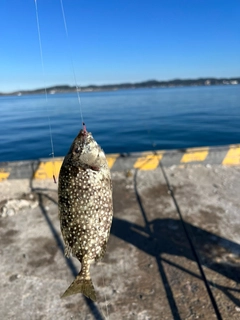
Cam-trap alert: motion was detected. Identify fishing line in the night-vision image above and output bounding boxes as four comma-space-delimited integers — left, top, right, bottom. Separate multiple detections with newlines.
34, 0, 57, 183
159, 161, 223, 320
142, 92, 222, 317
59, 0, 84, 127
58, 3, 110, 315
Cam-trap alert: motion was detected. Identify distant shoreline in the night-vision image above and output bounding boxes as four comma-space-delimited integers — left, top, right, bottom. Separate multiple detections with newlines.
0, 77, 239, 96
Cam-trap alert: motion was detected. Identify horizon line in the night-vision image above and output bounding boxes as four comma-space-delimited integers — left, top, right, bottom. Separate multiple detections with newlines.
1, 76, 240, 95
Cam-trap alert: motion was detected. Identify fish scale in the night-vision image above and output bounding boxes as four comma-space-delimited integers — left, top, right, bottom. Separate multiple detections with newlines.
58, 127, 113, 301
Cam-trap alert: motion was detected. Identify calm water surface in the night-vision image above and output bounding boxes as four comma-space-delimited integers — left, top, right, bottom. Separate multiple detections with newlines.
0, 85, 240, 162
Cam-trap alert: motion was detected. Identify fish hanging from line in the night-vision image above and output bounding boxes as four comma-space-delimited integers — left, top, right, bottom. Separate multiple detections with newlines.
58, 124, 113, 301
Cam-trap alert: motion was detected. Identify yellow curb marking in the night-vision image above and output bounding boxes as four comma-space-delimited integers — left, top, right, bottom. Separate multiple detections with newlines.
106, 154, 119, 169
222, 147, 240, 165
134, 154, 163, 170
34, 161, 62, 179
0, 170, 10, 181
181, 150, 209, 163
183, 146, 209, 151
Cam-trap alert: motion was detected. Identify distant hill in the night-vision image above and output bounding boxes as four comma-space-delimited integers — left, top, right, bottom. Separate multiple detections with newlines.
0, 77, 239, 96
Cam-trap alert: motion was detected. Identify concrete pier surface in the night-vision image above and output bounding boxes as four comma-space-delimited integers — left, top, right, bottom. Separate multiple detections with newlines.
0, 147, 240, 320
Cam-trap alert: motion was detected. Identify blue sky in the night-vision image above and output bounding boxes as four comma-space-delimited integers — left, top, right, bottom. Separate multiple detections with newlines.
1, 0, 240, 92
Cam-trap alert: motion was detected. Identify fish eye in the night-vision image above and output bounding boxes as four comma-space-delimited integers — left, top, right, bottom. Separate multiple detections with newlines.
74, 147, 80, 153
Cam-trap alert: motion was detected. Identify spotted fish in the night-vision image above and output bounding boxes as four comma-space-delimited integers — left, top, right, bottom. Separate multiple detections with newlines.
58, 126, 113, 301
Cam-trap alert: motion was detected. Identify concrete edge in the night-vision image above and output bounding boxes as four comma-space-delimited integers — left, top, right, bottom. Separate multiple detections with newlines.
0, 144, 240, 181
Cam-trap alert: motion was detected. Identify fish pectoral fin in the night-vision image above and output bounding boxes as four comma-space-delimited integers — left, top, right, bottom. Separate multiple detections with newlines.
61, 277, 96, 302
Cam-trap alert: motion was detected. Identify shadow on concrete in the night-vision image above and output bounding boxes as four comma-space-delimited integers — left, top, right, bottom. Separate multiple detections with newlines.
110, 170, 240, 320
111, 217, 240, 302
28, 162, 240, 319
29, 180, 105, 320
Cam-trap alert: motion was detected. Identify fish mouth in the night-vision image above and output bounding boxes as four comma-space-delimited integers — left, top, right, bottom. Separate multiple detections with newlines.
78, 122, 88, 139
77, 128, 88, 143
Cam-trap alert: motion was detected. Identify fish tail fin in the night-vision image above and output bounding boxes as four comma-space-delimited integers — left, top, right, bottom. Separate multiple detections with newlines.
61, 275, 96, 301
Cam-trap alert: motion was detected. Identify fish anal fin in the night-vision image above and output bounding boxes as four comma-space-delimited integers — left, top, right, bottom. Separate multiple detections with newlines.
96, 241, 107, 261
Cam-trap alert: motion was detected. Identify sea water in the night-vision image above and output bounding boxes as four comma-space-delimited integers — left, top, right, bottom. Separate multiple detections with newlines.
0, 85, 240, 162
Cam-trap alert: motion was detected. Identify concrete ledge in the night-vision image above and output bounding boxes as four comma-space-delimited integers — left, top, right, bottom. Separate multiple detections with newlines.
0, 144, 240, 181
1, 154, 240, 318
